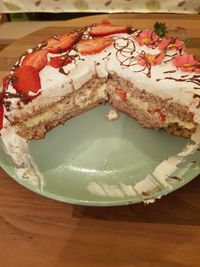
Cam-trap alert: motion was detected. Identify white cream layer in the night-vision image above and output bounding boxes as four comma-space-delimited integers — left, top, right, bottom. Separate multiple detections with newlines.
125, 94, 195, 129
22, 84, 107, 127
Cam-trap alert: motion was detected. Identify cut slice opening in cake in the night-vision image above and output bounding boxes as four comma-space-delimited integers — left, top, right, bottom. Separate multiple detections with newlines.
14, 78, 108, 140
11, 74, 197, 140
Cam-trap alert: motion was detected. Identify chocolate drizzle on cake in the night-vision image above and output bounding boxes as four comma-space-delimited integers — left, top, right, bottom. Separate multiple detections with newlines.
193, 94, 200, 99
157, 74, 200, 87
113, 37, 154, 77
114, 37, 137, 67
102, 52, 111, 60
59, 68, 70, 76
163, 70, 176, 74
127, 28, 138, 35
193, 94, 200, 107
1, 90, 35, 111
163, 53, 178, 63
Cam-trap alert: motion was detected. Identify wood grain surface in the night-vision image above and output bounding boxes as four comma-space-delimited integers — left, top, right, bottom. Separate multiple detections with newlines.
0, 14, 200, 267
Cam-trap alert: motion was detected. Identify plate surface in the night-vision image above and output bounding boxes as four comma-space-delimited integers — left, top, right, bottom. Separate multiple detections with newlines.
0, 103, 200, 206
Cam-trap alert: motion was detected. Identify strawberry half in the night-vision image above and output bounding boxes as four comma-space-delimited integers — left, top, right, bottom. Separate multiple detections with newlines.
22, 49, 48, 71
12, 65, 41, 96
90, 25, 129, 37
77, 37, 113, 55
50, 55, 73, 68
46, 32, 80, 54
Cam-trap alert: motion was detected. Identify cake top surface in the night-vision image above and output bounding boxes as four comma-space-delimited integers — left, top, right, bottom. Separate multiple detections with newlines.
1, 20, 200, 129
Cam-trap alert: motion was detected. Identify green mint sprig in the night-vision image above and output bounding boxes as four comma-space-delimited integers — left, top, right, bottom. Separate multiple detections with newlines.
154, 22, 167, 37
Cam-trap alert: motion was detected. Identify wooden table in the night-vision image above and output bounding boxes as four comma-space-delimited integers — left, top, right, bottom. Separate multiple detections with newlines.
0, 14, 200, 267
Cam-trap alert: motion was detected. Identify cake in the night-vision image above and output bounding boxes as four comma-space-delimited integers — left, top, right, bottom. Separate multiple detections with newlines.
1, 20, 200, 141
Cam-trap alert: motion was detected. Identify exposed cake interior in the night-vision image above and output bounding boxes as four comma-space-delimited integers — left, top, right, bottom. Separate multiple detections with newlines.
14, 74, 197, 140
107, 74, 197, 138
15, 77, 107, 140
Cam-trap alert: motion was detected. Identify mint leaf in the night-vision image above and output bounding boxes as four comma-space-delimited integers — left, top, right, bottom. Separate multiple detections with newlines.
183, 38, 191, 47
154, 22, 167, 37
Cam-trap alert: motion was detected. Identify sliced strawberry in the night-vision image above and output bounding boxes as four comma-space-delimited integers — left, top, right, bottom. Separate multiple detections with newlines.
46, 32, 80, 54
90, 25, 129, 37
2, 75, 9, 92
116, 89, 126, 101
12, 65, 41, 96
77, 37, 113, 55
0, 104, 3, 130
22, 49, 48, 71
50, 55, 73, 68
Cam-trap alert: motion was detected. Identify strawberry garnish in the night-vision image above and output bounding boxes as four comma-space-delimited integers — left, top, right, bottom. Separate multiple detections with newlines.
12, 65, 41, 96
50, 55, 73, 68
0, 104, 3, 130
2, 75, 9, 92
77, 37, 113, 55
46, 32, 80, 54
22, 49, 48, 71
116, 89, 126, 101
90, 25, 129, 37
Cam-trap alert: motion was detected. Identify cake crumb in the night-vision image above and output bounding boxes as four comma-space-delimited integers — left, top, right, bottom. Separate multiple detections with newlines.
17, 167, 30, 178
106, 109, 119, 121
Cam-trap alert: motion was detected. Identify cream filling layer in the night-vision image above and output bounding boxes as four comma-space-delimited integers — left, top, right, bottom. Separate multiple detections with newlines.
124, 94, 195, 130
22, 84, 107, 128
19, 81, 195, 130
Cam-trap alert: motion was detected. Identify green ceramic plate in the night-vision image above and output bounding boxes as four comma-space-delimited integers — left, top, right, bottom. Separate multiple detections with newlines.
0, 103, 200, 206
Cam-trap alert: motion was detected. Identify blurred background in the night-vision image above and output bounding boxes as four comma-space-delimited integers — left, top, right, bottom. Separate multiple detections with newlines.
0, 0, 199, 51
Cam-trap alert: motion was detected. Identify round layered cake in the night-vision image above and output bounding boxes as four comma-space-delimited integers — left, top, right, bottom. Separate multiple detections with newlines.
1, 20, 200, 141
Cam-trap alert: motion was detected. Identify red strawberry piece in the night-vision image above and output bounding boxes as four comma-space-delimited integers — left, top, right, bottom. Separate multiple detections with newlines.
77, 37, 113, 55
46, 32, 80, 54
99, 20, 111, 25
12, 65, 41, 96
159, 112, 166, 122
116, 89, 126, 101
22, 49, 48, 71
0, 104, 3, 130
2, 75, 9, 92
90, 25, 129, 37
50, 55, 73, 68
